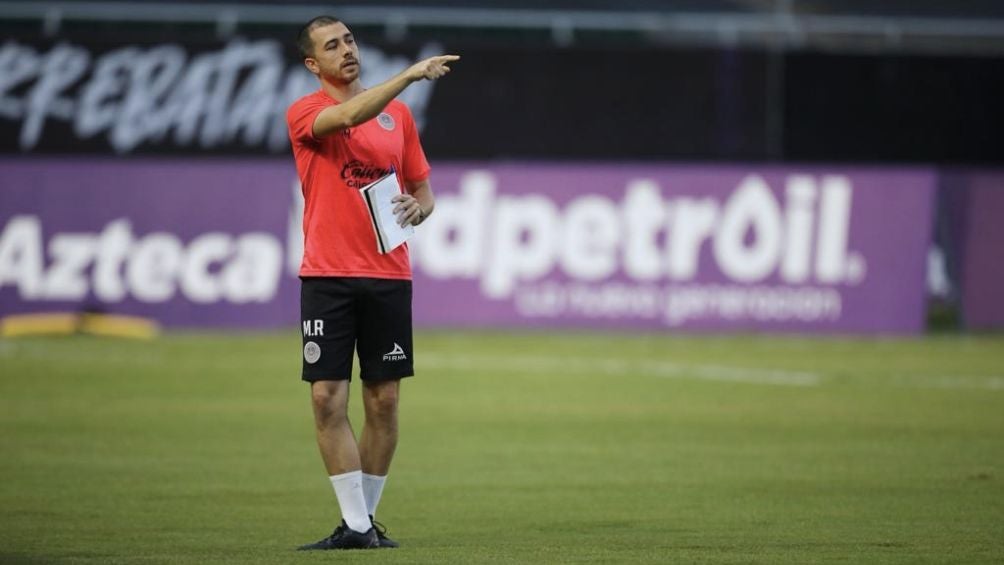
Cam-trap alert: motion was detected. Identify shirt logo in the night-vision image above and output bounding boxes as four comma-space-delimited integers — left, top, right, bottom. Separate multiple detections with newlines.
382, 343, 407, 362
377, 113, 395, 131
340, 159, 391, 189
304, 341, 321, 364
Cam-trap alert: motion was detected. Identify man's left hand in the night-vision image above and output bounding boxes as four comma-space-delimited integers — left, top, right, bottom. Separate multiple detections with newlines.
392, 193, 425, 226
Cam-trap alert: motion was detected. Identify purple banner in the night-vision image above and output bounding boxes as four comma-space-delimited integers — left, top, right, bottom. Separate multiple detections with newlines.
941, 171, 1004, 329
1, 159, 937, 333
410, 165, 936, 333
0, 158, 301, 327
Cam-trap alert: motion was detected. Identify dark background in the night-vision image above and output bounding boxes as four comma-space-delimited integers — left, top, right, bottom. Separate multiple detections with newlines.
2, 0, 1003, 164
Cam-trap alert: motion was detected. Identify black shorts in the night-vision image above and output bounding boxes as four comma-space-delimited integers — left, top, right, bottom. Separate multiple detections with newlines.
300, 277, 414, 383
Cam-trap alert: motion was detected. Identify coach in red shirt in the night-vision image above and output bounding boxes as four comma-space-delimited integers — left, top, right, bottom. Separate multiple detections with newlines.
286, 15, 458, 551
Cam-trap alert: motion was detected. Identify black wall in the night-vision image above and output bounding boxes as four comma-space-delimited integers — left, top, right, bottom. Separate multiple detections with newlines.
784, 53, 1004, 164
2, 31, 1002, 164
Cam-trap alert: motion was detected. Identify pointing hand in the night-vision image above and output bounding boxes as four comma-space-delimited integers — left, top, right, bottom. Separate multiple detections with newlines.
407, 55, 460, 81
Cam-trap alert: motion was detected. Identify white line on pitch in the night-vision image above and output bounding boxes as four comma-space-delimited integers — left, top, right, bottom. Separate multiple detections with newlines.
419, 353, 823, 387
420, 352, 1004, 391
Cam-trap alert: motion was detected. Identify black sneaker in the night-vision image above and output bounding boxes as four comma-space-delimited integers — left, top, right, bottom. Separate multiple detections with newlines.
297, 521, 379, 550
370, 516, 399, 548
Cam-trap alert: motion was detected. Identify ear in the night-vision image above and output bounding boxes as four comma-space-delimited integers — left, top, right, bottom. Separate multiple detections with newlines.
303, 57, 320, 76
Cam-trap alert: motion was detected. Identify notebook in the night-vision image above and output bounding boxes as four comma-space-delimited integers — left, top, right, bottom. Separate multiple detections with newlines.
359, 171, 415, 254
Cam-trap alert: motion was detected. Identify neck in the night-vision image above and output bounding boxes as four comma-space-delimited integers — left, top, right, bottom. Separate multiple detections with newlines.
320, 77, 364, 102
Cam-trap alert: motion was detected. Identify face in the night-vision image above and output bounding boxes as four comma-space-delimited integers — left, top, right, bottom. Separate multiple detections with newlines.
304, 22, 360, 83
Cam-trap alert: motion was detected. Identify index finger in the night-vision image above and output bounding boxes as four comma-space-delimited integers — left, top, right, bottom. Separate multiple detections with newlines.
436, 54, 461, 62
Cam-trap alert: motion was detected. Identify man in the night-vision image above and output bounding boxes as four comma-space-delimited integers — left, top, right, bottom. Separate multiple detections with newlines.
286, 15, 458, 550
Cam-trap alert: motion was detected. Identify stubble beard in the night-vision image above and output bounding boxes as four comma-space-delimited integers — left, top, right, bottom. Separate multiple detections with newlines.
325, 61, 361, 85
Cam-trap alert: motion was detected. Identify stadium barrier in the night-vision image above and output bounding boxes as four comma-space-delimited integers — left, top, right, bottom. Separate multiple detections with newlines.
5, 159, 987, 334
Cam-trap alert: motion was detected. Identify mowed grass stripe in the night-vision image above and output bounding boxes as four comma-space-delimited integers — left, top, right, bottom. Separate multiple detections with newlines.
1, 332, 1002, 564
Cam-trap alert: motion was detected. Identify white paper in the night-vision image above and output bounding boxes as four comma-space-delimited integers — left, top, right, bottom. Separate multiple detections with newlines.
359, 172, 414, 254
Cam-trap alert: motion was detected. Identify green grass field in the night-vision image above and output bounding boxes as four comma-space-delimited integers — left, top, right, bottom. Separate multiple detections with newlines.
2, 331, 1003, 564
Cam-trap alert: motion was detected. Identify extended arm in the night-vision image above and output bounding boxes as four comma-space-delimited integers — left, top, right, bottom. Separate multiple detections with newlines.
312, 55, 459, 138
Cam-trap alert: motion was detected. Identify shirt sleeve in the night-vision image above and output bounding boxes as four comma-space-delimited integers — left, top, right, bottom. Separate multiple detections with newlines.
286, 96, 330, 146
400, 104, 431, 184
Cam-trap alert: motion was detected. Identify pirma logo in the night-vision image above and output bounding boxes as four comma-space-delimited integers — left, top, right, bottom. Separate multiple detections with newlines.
383, 343, 407, 362
304, 341, 321, 364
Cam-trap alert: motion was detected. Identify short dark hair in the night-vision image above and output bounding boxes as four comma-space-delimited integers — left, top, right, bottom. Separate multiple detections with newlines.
298, 15, 342, 59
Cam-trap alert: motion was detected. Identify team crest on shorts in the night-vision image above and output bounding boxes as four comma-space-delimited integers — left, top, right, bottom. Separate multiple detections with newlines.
304, 341, 321, 364
377, 112, 395, 131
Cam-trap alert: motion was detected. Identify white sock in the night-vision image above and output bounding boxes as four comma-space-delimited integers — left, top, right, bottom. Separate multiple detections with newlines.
329, 471, 371, 533
361, 473, 387, 517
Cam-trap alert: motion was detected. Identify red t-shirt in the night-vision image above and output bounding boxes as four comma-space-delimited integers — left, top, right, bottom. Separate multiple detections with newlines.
287, 89, 430, 279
